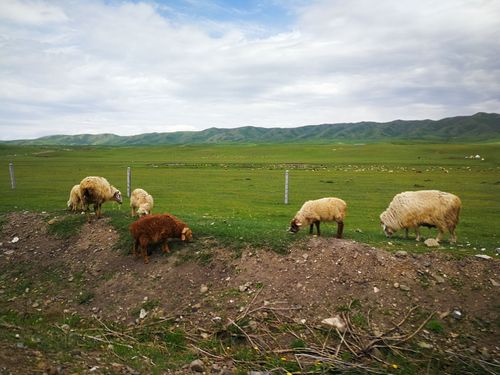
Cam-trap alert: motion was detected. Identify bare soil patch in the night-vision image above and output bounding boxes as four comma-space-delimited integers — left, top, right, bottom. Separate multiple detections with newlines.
0, 211, 498, 374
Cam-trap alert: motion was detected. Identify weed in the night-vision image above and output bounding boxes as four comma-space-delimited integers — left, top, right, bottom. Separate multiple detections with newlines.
426, 319, 444, 334
77, 290, 95, 305
142, 299, 161, 311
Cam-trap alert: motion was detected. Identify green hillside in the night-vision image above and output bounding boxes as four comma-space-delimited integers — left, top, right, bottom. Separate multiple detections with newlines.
4, 112, 500, 145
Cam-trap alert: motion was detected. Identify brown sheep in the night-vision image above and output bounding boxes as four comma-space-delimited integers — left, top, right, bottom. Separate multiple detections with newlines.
129, 213, 193, 264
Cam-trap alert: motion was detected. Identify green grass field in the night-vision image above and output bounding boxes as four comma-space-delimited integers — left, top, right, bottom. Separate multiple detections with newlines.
1, 143, 499, 255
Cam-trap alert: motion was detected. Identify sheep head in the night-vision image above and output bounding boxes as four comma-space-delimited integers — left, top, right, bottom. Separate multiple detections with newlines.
288, 218, 302, 234
380, 211, 396, 237
112, 188, 122, 204
137, 204, 151, 217
181, 227, 193, 241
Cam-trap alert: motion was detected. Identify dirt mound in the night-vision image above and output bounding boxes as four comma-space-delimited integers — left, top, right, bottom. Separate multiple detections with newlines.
0, 211, 499, 373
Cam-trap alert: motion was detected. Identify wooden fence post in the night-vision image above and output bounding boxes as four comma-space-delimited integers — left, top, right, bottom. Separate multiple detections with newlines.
284, 170, 289, 204
9, 162, 16, 189
127, 167, 131, 198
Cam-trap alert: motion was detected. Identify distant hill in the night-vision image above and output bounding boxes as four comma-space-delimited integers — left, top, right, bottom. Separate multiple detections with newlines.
3, 112, 500, 145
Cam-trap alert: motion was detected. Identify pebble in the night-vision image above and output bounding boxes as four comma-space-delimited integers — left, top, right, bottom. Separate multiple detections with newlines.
399, 284, 410, 291
475, 254, 492, 260
489, 278, 499, 287
424, 238, 439, 247
11, 237, 19, 243
200, 284, 209, 294
189, 359, 205, 373
395, 251, 407, 257
451, 309, 463, 320
321, 316, 346, 332
418, 341, 433, 349
432, 274, 445, 284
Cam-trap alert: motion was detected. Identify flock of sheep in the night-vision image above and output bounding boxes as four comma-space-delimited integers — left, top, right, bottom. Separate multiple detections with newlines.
67, 176, 462, 264
67, 176, 192, 263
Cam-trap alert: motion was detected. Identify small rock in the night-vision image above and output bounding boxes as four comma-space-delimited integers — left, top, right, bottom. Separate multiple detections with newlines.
32, 302, 39, 308
393, 282, 400, 288
418, 341, 433, 349
11, 236, 19, 243
432, 274, 445, 284
395, 250, 407, 257
424, 238, 439, 247
489, 278, 500, 287
239, 282, 251, 292
48, 218, 57, 225
200, 284, 209, 294
5, 250, 14, 255
399, 284, 410, 291
495, 247, 500, 255
451, 309, 463, 320
321, 316, 346, 332
475, 254, 492, 260
189, 359, 205, 373
373, 287, 380, 293
139, 309, 147, 319
61, 324, 70, 332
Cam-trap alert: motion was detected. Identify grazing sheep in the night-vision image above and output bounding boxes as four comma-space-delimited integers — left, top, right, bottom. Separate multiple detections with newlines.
130, 188, 154, 217
289, 197, 347, 238
380, 190, 461, 243
129, 213, 193, 264
79, 176, 122, 221
67, 184, 83, 211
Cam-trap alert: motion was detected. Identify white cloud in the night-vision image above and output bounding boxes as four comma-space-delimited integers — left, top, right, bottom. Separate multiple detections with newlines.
0, 0, 499, 140
0, 0, 68, 25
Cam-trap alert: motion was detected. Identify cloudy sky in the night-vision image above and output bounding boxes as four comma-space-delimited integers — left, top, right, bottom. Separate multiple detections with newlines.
1, 0, 499, 140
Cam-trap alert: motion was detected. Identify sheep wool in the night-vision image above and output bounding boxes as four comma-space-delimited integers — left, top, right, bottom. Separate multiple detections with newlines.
380, 190, 461, 243
289, 197, 347, 238
129, 213, 192, 264
79, 176, 122, 221
67, 184, 83, 211
130, 188, 154, 217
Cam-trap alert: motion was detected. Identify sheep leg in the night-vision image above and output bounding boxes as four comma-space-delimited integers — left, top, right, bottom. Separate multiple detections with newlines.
141, 246, 149, 264
132, 239, 140, 257
415, 227, 421, 241
315, 221, 321, 236
449, 226, 457, 244
404, 228, 409, 239
309, 223, 314, 235
161, 242, 170, 254
435, 228, 444, 243
336, 221, 344, 239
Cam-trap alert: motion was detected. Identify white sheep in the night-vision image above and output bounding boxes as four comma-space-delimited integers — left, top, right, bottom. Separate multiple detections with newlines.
130, 188, 154, 217
380, 190, 461, 243
289, 197, 347, 238
79, 176, 122, 221
67, 184, 83, 211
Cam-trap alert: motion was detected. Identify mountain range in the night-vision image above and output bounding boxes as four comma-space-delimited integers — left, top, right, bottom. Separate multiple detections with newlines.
3, 112, 500, 145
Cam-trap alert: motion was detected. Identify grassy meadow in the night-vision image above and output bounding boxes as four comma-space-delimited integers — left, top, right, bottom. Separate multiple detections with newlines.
0, 143, 499, 255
